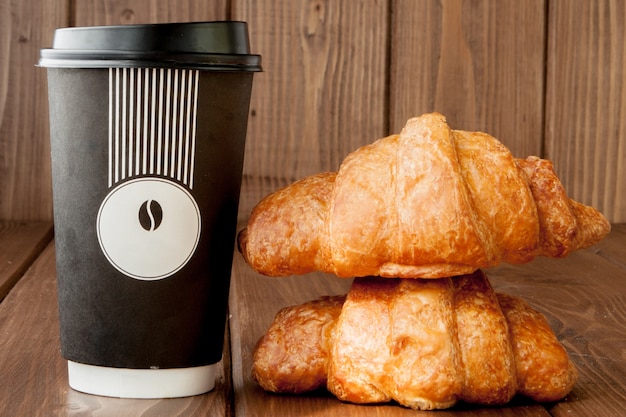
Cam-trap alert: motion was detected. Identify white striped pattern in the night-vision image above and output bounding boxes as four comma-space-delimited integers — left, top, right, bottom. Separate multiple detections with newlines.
108, 67, 200, 189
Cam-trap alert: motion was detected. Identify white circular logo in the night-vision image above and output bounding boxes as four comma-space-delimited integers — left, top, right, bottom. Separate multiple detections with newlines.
97, 178, 201, 280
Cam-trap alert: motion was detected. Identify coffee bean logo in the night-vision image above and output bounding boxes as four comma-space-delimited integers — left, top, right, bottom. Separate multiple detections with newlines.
138, 200, 163, 231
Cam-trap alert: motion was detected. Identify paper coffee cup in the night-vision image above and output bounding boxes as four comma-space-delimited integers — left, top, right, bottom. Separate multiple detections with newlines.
40, 21, 261, 398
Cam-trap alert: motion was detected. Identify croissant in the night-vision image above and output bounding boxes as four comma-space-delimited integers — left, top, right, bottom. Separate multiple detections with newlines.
239, 112, 610, 279
252, 270, 578, 410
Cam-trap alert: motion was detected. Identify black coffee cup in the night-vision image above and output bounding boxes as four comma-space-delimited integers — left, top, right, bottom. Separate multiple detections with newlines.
39, 21, 261, 398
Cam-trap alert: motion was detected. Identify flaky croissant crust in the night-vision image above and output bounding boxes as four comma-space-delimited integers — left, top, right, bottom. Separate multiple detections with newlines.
239, 113, 610, 278
252, 271, 578, 410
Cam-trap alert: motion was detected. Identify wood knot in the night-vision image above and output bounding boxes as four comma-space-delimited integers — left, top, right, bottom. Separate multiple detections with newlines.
120, 8, 135, 23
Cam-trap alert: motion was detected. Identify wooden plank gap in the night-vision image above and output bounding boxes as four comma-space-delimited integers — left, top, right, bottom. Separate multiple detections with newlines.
0, 221, 54, 303
540, 0, 551, 159
588, 223, 626, 271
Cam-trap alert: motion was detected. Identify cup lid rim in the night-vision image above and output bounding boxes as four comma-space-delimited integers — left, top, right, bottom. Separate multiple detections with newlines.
38, 49, 262, 71
39, 21, 262, 71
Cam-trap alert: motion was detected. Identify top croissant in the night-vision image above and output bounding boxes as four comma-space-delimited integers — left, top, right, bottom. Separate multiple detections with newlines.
238, 113, 610, 279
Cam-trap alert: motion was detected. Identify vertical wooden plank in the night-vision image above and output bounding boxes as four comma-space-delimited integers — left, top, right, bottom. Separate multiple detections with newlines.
0, 0, 68, 221
231, 0, 390, 190
74, 0, 228, 26
545, 0, 626, 223
390, 0, 546, 159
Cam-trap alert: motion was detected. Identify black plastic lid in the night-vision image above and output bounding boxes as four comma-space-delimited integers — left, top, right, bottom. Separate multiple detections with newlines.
39, 21, 262, 71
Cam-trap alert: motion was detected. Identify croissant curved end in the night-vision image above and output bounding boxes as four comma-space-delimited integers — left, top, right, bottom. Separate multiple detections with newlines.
236, 228, 248, 258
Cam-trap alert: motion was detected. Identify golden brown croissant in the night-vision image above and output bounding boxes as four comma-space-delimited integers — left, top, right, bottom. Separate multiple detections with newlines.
252, 271, 578, 410
239, 113, 610, 279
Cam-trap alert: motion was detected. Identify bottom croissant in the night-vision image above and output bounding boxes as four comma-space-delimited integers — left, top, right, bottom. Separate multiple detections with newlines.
252, 270, 577, 410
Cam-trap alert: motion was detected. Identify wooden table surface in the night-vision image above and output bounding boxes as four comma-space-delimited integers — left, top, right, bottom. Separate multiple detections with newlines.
1, 217, 625, 417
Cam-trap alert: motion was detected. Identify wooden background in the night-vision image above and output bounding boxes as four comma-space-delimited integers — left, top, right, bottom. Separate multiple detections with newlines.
1, 0, 625, 224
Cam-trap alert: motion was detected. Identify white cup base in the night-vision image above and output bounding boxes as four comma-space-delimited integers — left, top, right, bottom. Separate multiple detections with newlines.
67, 360, 217, 398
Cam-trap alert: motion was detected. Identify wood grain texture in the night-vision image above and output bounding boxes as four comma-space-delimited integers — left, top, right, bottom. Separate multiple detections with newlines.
488, 237, 626, 416
0, 244, 65, 417
0, 0, 66, 221
593, 223, 626, 270
0, 243, 231, 417
0, 220, 52, 302
73, 0, 228, 26
2, 0, 625, 224
389, 0, 546, 159
545, 0, 626, 223
232, 0, 389, 187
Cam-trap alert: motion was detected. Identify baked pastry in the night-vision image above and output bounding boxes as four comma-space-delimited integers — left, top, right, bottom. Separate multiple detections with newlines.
239, 113, 610, 279
251, 294, 345, 393
252, 270, 577, 410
